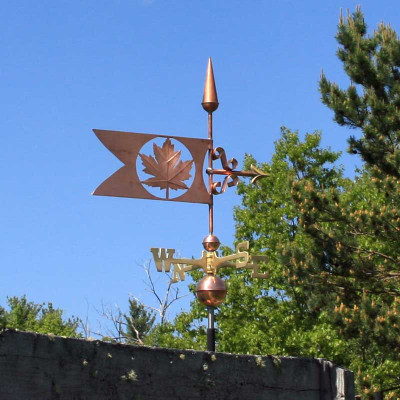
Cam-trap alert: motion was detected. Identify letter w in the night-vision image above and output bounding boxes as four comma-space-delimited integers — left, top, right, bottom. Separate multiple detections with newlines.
150, 248, 176, 272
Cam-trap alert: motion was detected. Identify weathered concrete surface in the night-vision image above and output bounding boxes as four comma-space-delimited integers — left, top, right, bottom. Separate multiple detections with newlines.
0, 329, 354, 399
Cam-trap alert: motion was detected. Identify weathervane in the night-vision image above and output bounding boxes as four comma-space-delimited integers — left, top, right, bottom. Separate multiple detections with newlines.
93, 58, 269, 351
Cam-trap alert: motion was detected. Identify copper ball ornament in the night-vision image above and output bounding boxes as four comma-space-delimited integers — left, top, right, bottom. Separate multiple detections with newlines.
202, 234, 220, 252
196, 275, 227, 307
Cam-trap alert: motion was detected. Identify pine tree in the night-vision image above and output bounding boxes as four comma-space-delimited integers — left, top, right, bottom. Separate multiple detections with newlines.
288, 8, 400, 397
123, 298, 155, 344
320, 6, 400, 178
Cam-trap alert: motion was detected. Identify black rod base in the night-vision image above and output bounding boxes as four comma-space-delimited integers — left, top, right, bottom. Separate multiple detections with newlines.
207, 328, 215, 352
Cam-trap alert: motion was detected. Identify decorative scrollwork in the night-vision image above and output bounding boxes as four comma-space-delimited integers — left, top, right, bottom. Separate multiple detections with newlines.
211, 147, 239, 194
211, 175, 239, 194
212, 147, 238, 170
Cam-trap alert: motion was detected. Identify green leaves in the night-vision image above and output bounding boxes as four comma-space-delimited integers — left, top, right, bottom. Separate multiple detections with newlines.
0, 295, 81, 337
149, 128, 346, 360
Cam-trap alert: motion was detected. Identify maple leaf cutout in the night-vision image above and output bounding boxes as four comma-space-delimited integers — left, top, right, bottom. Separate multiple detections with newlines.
139, 139, 193, 199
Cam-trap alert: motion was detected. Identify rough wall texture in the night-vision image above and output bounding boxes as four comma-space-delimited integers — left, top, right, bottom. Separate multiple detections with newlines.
0, 329, 354, 400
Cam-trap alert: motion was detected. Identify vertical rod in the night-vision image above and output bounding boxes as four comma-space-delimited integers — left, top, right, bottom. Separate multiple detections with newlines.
207, 306, 215, 351
207, 111, 216, 352
208, 112, 214, 235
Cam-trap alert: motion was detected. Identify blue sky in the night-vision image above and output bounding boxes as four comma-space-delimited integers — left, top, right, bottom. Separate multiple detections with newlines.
1, 1, 399, 334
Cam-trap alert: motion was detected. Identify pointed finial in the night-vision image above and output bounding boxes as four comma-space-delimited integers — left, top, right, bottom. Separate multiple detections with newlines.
202, 58, 219, 113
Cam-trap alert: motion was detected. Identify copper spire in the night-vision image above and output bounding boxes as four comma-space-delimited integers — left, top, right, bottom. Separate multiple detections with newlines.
202, 58, 219, 113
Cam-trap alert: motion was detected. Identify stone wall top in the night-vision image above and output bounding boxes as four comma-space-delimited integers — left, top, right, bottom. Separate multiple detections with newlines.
0, 329, 354, 399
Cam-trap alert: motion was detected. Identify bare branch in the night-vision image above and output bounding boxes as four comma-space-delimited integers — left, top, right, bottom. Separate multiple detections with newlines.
93, 259, 188, 344
137, 259, 188, 324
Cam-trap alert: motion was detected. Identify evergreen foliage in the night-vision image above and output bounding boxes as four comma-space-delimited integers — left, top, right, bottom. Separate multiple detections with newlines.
124, 298, 155, 344
320, 6, 400, 178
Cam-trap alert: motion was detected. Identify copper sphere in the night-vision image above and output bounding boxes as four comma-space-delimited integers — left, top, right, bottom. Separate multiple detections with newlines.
201, 102, 219, 113
196, 275, 227, 307
202, 234, 220, 252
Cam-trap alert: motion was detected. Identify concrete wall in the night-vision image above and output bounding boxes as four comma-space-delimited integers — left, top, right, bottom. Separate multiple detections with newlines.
0, 329, 354, 399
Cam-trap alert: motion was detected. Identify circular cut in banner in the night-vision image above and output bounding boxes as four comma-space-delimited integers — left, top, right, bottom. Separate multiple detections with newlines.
137, 137, 194, 200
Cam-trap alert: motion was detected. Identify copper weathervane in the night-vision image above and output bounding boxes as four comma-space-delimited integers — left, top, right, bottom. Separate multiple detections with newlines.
93, 58, 269, 351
